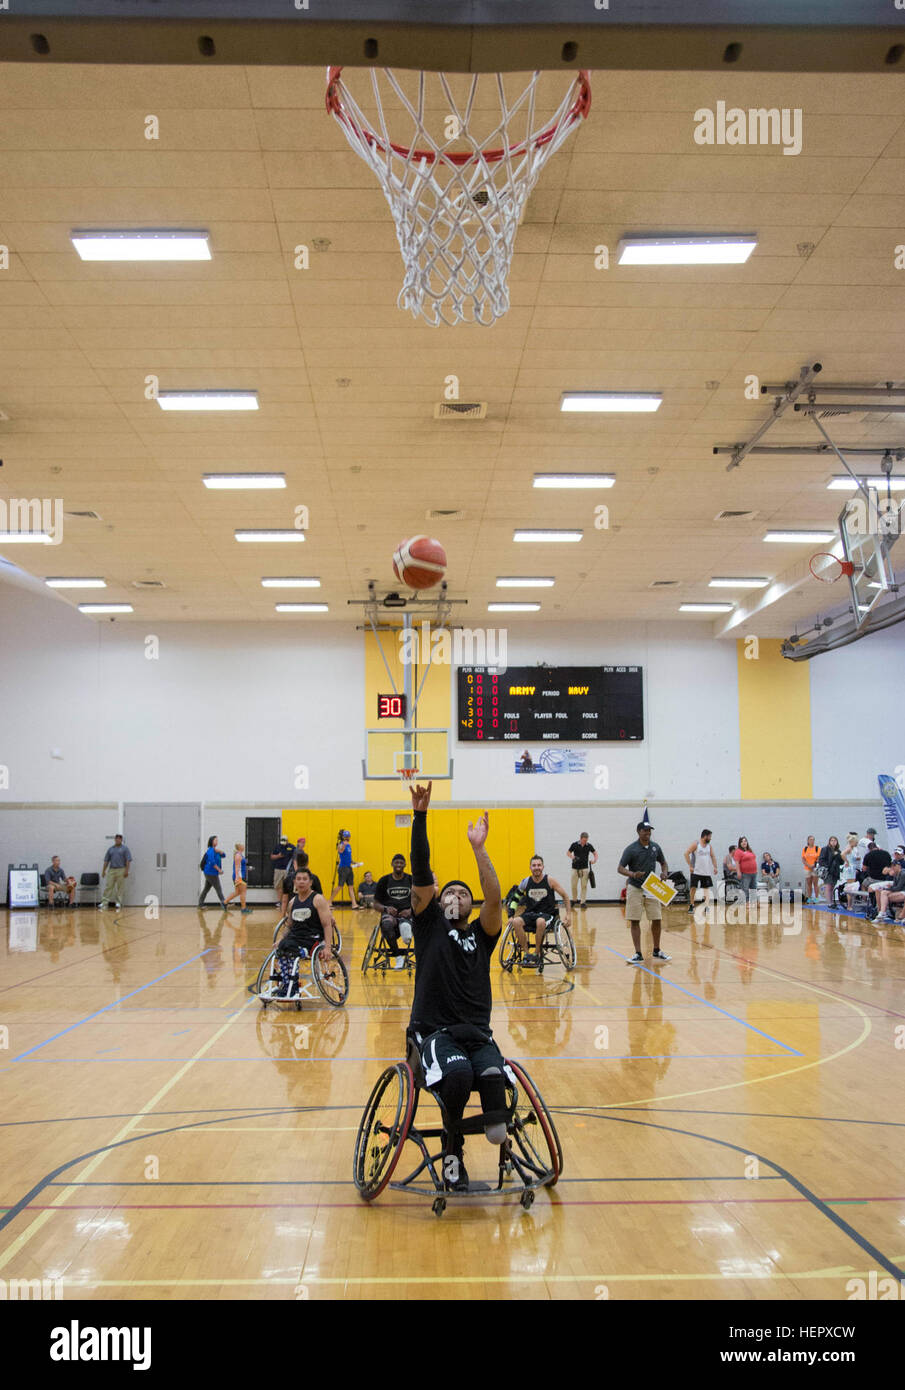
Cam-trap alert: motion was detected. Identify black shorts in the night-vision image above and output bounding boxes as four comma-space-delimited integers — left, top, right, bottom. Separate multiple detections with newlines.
277, 932, 321, 958
690, 874, 713, 890
416, 1027, 506, 1089
522, 909, 555, 935
337, 865, 354, 887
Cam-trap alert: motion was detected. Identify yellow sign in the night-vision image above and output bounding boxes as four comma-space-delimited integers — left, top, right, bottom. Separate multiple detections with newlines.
641, 872, 677, 906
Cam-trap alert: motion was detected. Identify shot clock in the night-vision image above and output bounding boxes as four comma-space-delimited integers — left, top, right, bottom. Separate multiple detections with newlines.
377, 693, 407, 719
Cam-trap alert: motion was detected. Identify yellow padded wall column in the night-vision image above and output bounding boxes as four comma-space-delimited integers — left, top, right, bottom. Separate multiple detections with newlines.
737, 637, 812, 800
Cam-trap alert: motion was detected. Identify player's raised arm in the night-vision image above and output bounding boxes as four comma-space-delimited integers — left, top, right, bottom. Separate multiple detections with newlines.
409, 781, 435, 915
467, 812, 502, 938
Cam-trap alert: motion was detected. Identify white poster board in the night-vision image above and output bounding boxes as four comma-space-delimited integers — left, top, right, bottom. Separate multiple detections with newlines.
7, 867, 39, 909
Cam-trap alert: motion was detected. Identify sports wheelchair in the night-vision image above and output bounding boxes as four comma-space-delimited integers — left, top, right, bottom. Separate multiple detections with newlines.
249, 938, 349, 1009
498, 910, 575, 974
361, 910, 415, 975
353, 1031, 562, 1216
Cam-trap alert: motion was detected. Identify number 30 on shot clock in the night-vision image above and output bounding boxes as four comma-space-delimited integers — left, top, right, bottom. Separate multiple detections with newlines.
377, 693, 407, 719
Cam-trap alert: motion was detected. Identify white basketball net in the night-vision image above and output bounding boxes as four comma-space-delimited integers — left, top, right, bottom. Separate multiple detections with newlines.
326, 68, 591, 327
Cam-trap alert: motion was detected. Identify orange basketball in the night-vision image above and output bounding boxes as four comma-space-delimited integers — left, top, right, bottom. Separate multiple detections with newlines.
392, 535, 447, 590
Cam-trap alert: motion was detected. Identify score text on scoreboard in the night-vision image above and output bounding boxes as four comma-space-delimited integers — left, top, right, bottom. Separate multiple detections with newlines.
457, 666, 643, 742
377, 693, 407, 720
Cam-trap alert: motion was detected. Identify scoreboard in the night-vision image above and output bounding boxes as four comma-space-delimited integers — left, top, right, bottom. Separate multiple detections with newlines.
457, 666, 643, 742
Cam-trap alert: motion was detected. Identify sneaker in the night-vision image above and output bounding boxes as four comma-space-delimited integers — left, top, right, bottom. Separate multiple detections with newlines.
241, 907, 252, 914
627, 951, 644, 966
392, 957, 405, 970
687, 904, 695, 914
442, 1151, 469, 1193
874, 913, 893, 924
652, 948, 672, 963
522, 953, 537, 968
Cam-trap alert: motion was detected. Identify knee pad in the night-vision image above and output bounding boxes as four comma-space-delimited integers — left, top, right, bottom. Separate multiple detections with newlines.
484, 1121, 508, 1145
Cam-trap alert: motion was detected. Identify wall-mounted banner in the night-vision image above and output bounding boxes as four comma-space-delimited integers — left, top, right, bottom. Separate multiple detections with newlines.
878, 773, 905, 854
514, 748, 587, 775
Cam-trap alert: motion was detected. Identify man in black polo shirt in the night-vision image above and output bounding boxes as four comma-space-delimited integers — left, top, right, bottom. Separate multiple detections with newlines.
407, 780, 505, 1194
567, 832, 598, 907
618, 820, 672, 966
270, 836, 295, 901
374, 853, 414, 969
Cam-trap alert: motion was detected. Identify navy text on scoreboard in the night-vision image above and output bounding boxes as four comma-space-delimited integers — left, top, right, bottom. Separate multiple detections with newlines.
457, 666, 643, 742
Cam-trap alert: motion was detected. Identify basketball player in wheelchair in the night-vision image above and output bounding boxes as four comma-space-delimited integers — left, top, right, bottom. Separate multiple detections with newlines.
502, 856, 574, 973
273, 868, 336, 997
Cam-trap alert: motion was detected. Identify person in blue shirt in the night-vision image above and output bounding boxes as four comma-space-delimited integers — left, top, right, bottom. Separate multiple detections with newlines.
760, 852, 781, 889
330, 829, 360, 909
199, 835, 226, 908
224, 841, 251, 914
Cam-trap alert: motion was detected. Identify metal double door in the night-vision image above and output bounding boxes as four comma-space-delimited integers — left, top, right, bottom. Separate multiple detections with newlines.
122, 803, 202, 907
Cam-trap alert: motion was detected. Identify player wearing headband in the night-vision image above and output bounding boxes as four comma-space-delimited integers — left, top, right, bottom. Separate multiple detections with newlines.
407, 781, 505, 1193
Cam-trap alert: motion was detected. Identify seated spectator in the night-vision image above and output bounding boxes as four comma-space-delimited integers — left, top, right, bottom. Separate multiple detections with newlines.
357, 870, 377, 907
874, 848, 905, 922
844, 839, 892, 915
817, 837, 843, 907
801, 835, 820, 904
760, 852, 781, 889
44, 856, 77, 909
723, 845, 739, 881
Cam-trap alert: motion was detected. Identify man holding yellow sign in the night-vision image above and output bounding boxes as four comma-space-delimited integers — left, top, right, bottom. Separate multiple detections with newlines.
617, 820, 673, 966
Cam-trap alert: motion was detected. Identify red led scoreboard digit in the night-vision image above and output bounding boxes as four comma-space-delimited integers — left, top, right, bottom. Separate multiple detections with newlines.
377, 693, 407, 719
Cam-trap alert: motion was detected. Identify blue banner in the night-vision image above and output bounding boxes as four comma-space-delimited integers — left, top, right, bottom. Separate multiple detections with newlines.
878, 773, 905, 854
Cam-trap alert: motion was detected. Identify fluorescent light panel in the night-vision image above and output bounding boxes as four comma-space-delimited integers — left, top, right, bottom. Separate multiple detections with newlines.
764, 530, 835, 543
827, 476, 905, 492
617, 235, 756, 266
261, 577, 321, 588
45, 577, 107, 589
680, 602, 734, 613
275, 603, 328, 613
71, 230, 211, 261
157, 391, 258, 411
235, 530, 304, 543
203, 474, 285, 489
561, 392, 661, 413
488, 603, 541, 612
709, 577, 769, 589
496, 577, 555, 588
78, 603, 133, 614
513, 529, 582, 542
533, 474, 615, 488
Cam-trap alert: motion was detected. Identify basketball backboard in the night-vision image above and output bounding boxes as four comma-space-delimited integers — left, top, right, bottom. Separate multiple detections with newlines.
839, 490, 897, 625
363, 727, 453, 782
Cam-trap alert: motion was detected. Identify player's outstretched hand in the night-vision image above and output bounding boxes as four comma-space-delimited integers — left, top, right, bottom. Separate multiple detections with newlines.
410, 781, 432, 812
467, 811, 489, 849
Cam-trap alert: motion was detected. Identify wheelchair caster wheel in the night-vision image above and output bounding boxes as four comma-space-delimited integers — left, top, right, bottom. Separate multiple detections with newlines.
295, 1001, 302, 1011
520, 1190, 535, 1209
432, 1197, 447, 1217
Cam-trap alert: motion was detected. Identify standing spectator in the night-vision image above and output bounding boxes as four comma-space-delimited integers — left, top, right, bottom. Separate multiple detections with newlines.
567, 831, 598, 907
199, 835, 226, 908
617, 820, 671, 966
733, 836, 758, 897
801, 835, 821, 904
293, 837, 307, 871
331, 830, 360, 909
760, 851, 781, 890
685, 829, 717, 915
840, 833, 862, 899
100, 833, 132, 910
817, 837, 843, 907
224, 842, 251, 914
270, 836, 295, 899
44, 855, 77, 909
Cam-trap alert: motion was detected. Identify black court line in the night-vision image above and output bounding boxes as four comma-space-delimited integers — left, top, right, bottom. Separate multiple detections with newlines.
1, 1105, 902, 1283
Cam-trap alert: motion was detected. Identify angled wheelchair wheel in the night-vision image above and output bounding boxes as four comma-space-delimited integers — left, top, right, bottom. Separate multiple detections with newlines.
331, 919, 343, 954
499, 921, 518, 972
312, 941, 349, 1007
361, 920, 380, 973
507, 1059, 562, 1185
555, 919, 576, 970
273, 916, 289, 946
353, 1062, 414, 1200
255, 946, 281, 997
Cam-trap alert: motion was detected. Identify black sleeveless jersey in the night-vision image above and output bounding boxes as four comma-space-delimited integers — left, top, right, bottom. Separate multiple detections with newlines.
520, 874, 557, 915
285, 891, 324, 945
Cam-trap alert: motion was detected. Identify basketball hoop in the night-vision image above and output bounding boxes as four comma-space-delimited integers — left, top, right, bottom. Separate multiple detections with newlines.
398, 768, 416, 783
809, 552, 855, 583
326, 67, 591, 326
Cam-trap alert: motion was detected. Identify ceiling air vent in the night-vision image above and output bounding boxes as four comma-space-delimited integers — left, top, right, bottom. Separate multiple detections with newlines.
649, 580, 679, 588
433, 402, 487, 420
64, 509, 102, 521
426, 508, 465, 521
714, 510, 758, 521
131, 579, 166, 590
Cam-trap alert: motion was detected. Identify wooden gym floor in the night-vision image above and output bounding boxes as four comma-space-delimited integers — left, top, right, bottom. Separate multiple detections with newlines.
1, 899, 903, 1301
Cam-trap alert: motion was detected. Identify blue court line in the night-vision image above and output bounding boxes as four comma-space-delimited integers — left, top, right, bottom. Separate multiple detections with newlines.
9, 950, 214, 1063
599, 943, 803, 1055
15, 1052, 788, 1064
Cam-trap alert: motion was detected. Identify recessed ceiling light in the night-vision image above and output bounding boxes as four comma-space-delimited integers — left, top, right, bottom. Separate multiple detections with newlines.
708, 577, 769, 589
561, 392, 661, 413
203, 474, 285, 489
71, 230, 211, 261
275, 603, 329, 613
513, 529, 583, 543
616, 235, 756, 265
235, 531, 304, 543
763, 530, 835, 543
496, 577, 555, 587
78, 603, 134, 614
261, 577, 321, 588
827, 476, 905, 491
488, 602, 541, 612
45, 577, 107, 588
679, 602, 734, 613
533, 474, 615, 488
0, 531, 53, 544
157, 391, 258, 411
